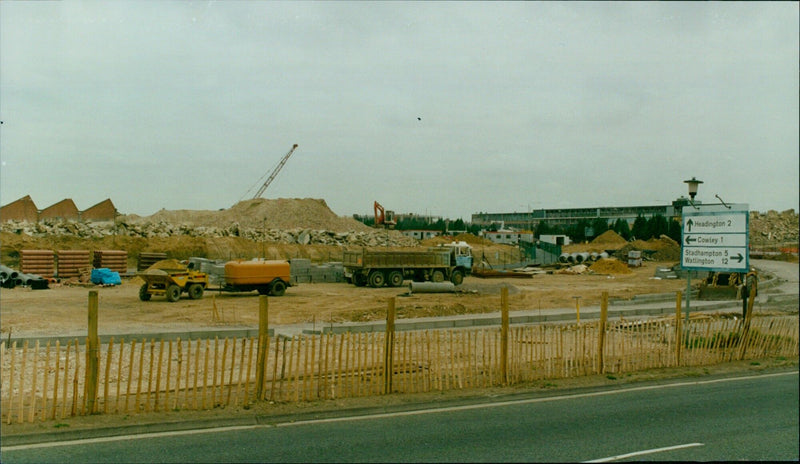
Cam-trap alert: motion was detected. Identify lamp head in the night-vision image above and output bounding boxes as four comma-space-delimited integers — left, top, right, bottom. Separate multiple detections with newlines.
684, 177, 703, 200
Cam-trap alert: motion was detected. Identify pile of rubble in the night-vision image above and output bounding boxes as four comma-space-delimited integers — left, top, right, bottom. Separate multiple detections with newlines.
0, 219, 418, 248
749, 209, 798, 247
0, 198, 419, 248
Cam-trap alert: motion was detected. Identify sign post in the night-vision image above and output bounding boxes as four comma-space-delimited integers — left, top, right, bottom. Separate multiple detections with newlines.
680, 204, 749, 323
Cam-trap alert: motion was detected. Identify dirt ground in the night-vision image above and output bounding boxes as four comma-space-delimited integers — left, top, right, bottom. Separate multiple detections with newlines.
0, 261, 689, 338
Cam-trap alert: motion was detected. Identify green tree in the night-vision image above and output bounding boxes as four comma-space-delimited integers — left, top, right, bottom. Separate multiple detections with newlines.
667, 218, 681, 242
646, 214, 669, 240
631, 215, 648, 240
613, 218, 631, 240
591, 218, 610, 238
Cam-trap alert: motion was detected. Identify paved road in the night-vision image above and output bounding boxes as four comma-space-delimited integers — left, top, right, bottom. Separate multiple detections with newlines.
3, 370, 797, 463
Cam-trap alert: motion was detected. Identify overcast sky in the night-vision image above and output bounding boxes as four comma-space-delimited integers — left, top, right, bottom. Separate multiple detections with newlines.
1, 2, 797, 221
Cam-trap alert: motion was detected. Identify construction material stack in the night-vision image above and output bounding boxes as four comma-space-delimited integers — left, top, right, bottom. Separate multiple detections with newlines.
20, 250, 54, 278
93, 250, 127, 274
137, 252, 168, 271
57, 250, 91, 278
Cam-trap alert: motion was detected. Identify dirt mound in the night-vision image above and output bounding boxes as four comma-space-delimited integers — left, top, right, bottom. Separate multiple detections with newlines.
126, 198, 371, 233
146, 259, 187, 271
591, 230, 627, 246
614, 235, 681, 261
420, 233, 494, 247
589, 258, 632, 274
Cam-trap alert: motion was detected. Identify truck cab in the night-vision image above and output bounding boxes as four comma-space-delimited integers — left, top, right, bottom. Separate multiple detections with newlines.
437, 241, 473, 271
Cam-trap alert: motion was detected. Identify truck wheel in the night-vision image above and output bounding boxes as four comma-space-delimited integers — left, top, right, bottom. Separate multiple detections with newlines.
353, 273, 368, 287
450, 270, 464, 286
387, 271, 403, 287
188, 284, 204, 300
165, 284, 181, 302
431, 270, 445, 283
139, 284, 152, 301
270, 280, 286, 297
368, 271, 386, 288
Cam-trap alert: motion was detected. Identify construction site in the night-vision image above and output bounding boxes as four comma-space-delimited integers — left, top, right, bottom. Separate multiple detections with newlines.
0, 144, 798, 430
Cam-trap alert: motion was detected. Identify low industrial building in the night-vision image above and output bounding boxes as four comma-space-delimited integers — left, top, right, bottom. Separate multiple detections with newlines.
0, 196, 118, 222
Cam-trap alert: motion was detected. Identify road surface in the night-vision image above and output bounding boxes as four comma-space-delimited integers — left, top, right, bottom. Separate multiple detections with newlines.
2, 370, 797, 463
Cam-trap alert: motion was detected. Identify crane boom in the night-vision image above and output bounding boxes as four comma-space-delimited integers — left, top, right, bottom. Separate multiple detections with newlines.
253, 144, 299, 199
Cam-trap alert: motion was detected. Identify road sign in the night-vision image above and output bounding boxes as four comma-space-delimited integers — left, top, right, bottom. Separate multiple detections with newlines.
681, 204, 749, 272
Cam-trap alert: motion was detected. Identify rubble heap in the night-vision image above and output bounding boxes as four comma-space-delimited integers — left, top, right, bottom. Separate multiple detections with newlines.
0, 198, 419, 248
749, 209, 798, 247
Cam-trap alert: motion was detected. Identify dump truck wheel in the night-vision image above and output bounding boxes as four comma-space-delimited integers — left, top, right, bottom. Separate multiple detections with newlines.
353, 273, 368, 287
270, 280, 287, 297
368, 271, 385, 288
138, 284, 152, 301
387, 271, 403, 287
188, 284, 204, 300
165, 284, 181, 302
450, 270, 464, 286
431, 270, 445, 282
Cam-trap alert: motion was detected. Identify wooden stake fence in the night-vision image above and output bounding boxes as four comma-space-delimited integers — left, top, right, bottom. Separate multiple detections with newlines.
1, 293, 797, 424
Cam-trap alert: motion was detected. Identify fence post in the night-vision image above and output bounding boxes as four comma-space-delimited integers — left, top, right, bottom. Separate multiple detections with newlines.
86, 291, 99, 414
675, 291, 682, 366
256, 295, 269, 400
738, 279, 758, 360
383, 297, 396, 394
501, 286, 509, 385
598, 291, 608, 374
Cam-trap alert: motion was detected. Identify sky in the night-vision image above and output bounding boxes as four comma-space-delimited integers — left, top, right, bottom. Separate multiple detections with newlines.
1, 2, 798, 221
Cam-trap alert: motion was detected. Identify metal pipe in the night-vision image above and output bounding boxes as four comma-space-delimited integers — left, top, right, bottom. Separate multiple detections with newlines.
409, 281, 456, 293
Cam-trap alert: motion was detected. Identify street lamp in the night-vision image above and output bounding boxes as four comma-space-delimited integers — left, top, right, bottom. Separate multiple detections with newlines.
683, 177, 703, 208
682, 177, 703, 325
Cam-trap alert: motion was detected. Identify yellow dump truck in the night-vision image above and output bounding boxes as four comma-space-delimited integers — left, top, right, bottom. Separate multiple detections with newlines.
138, 268, 209, 302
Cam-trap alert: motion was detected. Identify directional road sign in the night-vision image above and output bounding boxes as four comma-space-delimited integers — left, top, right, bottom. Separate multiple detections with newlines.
681, 204, 749, 272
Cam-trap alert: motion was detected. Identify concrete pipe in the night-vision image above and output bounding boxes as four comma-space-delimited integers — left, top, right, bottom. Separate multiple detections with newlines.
567, 254, 577, 264
559, 253, 571, 264
0, 264, 18, 280
574, 252, 590, 264
409, 281, 456, 294
16, 272, 42, 286
590, 252, 599, 262
599, 252, 609, 260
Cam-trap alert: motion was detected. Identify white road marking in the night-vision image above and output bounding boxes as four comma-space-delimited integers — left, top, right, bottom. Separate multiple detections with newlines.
2, 371, 795, 452
584, 442, 704, 462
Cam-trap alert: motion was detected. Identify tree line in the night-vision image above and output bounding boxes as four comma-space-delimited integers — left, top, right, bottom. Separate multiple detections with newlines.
355, 214, 681, 243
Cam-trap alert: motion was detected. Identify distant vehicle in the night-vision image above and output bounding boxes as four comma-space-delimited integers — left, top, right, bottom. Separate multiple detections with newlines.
217, 260, 292, 296
138, 268, 209, 302
343, 241, 473, 287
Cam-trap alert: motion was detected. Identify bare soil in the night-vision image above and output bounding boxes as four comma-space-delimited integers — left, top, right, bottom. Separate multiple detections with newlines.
1, 261, 688, 338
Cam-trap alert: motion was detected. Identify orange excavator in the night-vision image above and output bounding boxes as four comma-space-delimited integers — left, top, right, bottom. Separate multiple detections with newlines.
373, 201, 396, 228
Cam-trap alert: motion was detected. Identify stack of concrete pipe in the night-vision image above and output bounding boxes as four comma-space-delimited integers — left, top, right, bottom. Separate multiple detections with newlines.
93, 250, 128, 273
1, 264, 49, 289
20, 249, 55, 277
558, 251, 610, 264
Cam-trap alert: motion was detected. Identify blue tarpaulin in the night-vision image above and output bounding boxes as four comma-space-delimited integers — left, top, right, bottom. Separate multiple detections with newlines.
91, 268, 121, 285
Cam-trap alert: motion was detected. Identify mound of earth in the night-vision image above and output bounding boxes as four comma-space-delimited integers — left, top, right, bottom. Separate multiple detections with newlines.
589, 257, 632, 274
124, 198, 371, 233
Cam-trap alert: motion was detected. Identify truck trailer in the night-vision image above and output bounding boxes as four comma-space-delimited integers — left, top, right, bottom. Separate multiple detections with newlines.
343, 241, 472, 287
